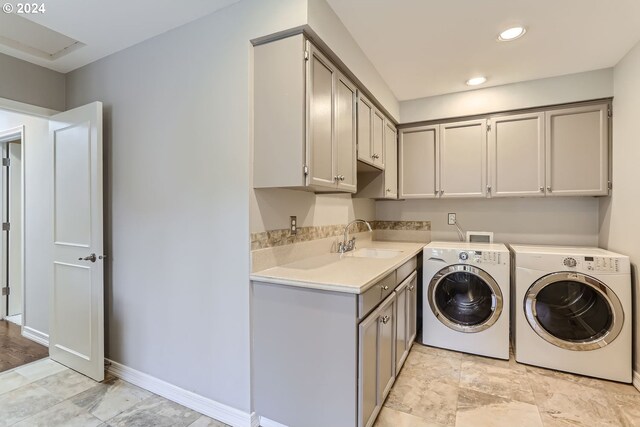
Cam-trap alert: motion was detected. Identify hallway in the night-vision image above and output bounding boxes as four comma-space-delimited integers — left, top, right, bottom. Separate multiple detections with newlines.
0, 320, 47, 373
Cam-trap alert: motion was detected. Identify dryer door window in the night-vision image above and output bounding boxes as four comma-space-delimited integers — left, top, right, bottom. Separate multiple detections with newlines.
524, 272, 624, 351
428, 265, 503, 333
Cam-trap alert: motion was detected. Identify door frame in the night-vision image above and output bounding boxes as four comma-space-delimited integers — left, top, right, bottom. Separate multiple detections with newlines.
0, 125, 25, 335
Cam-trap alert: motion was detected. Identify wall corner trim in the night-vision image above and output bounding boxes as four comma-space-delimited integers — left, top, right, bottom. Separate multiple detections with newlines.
22, 326, 49, 347
633, 371, 640, 392
259, 416, 288, 427
106, 359, 253, 427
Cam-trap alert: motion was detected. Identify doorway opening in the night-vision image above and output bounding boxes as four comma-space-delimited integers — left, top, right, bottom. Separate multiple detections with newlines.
2, 136, 23, 326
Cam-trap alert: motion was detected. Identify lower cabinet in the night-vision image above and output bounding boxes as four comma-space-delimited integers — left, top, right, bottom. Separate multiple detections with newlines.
359, 293, 396, 427
395, 271, 418, 372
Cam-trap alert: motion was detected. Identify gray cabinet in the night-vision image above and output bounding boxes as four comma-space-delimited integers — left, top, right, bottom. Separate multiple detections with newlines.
545, 104, 609, 196
488, 112, 545, 197
395, 271, 417, 372
383, 121, 398, 199
399, 125, 439, 198
439, 119, 487, 198
254, 34, 357, 193
357, 93, 385, 170
359, 293, 396, 427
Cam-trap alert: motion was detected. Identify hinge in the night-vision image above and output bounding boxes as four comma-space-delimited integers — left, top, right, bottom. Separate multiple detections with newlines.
1, 286, 9, 296
303, 165, 309, 176
2, 158, 9, 167
2, 222, 9, 231
304, 49, 309, 61
608, 181, 612, 190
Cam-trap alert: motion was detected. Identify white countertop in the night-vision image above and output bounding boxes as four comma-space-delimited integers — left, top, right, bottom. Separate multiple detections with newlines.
250, 241, 425, 294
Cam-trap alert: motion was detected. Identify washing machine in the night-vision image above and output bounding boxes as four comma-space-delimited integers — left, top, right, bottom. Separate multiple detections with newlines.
511, 245, 631, 382
421, 242, 510, 360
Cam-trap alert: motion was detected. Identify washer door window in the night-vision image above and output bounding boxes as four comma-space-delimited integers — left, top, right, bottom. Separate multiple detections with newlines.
524, 272, 624, 351
428, 265, 503, 333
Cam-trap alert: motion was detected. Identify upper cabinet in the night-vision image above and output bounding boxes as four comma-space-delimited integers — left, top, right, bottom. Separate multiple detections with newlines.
399, 102, 611, 199
254, 34, 357, 193
357, 93, 385, 170
356, 111, 398, 200
545, 104, 609, 196
439, 119, 487, 198
488, 112, 545, 197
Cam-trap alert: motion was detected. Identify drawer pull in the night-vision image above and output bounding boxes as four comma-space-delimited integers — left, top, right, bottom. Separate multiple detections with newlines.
381, 285, 389, 291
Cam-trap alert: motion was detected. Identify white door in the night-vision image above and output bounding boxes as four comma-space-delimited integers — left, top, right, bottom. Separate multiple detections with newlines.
49, 102, 104, 381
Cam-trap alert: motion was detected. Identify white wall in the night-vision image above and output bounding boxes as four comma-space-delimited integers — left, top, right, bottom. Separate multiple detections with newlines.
307, 0, 399, 120
0, 53, 65, 111
400, 68, 613, 123
66, 0, 307, 413
599, 40, 640, 373
251, 189, 374, 233
377, 198, 599, 246
0, 109, 52, 337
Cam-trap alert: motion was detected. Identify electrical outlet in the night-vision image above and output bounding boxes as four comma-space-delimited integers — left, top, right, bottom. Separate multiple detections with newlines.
447, 213, 456, 225
290, 216, 297, 235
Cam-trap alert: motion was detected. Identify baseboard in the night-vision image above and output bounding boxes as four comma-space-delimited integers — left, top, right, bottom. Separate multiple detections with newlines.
106, 359, 255, 427
22, 326, 49, 347
633, 371, 640, 392
259, 417, 288, 427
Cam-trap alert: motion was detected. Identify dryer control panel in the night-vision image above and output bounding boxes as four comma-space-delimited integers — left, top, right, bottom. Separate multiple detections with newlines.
562, 256, 620, 272
459, 250, 502, 265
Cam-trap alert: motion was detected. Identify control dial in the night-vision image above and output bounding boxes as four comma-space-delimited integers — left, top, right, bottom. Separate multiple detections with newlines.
459, 252, 469, 261
563, 257, 577, 268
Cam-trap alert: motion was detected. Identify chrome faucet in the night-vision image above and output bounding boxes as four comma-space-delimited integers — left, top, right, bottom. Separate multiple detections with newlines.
338, 219, 373, 253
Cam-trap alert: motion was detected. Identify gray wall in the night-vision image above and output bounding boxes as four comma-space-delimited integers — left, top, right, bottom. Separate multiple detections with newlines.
599, 39, 640, 374
66, 0, 307, 412
0, 52, 65, 111
377, 198, 599, 246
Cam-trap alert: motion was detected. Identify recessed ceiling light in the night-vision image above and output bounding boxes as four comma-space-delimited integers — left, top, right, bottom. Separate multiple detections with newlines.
498, 26, 526, 42
466, 76, 487, 86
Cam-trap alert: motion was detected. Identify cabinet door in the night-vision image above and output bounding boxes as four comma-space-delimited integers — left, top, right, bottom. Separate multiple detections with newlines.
377, 294, 396, 402
307, 43, 337, 189
383, 121, 398, 199
335, 72, 357, 192
545, 104, 609, 196
406, 272, 418, 346
395, 281, 408, 372
372, 110, 385, 169
399, 125, 439, 198
358, 307, 380, 427
357, 93, 374, 166
439, 119, 487, 198
489, 113, 545, 197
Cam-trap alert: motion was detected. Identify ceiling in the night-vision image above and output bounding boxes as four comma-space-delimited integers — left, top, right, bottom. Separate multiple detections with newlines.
1, 0, 239, 73
326, 0, 640, 101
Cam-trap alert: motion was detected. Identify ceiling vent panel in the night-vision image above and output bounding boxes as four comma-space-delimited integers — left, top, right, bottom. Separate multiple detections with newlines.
0, 13, 85, 60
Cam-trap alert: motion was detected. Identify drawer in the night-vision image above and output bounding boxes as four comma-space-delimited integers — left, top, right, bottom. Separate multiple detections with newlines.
396, 256, 417, 285
358, 271, 396, 320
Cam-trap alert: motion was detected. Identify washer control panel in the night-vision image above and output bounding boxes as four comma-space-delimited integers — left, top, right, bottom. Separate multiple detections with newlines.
561, 256, 620, 272
458, 251, 501, 265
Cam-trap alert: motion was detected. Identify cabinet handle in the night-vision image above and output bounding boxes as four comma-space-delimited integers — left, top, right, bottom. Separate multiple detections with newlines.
546, 186, 552, 192
340, 175, 345, 181
380, 315, 391, 324
408, 285, 415, 292
334, 175, 339, 182
381, 285, 389, 291
386, 188, 391, 192
539, 187, 544, 192
439, 190, 444, 196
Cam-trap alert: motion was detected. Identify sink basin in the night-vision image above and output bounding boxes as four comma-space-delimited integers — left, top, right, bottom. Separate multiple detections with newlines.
345, 248, 402, 259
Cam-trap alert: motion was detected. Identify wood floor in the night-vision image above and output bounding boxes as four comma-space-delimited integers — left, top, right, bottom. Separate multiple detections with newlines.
0, 320, 48, 373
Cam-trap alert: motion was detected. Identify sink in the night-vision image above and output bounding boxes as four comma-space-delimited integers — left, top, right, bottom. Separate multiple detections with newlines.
344, 248, 402, 259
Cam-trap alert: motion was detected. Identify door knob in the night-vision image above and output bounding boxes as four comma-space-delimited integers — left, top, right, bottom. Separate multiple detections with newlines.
79, 253, 97, 262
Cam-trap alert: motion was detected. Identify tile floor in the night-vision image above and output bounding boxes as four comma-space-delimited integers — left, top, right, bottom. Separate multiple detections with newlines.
2, 346, 638, 427
374, 343, 640, 427
0, 358, 229, 427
